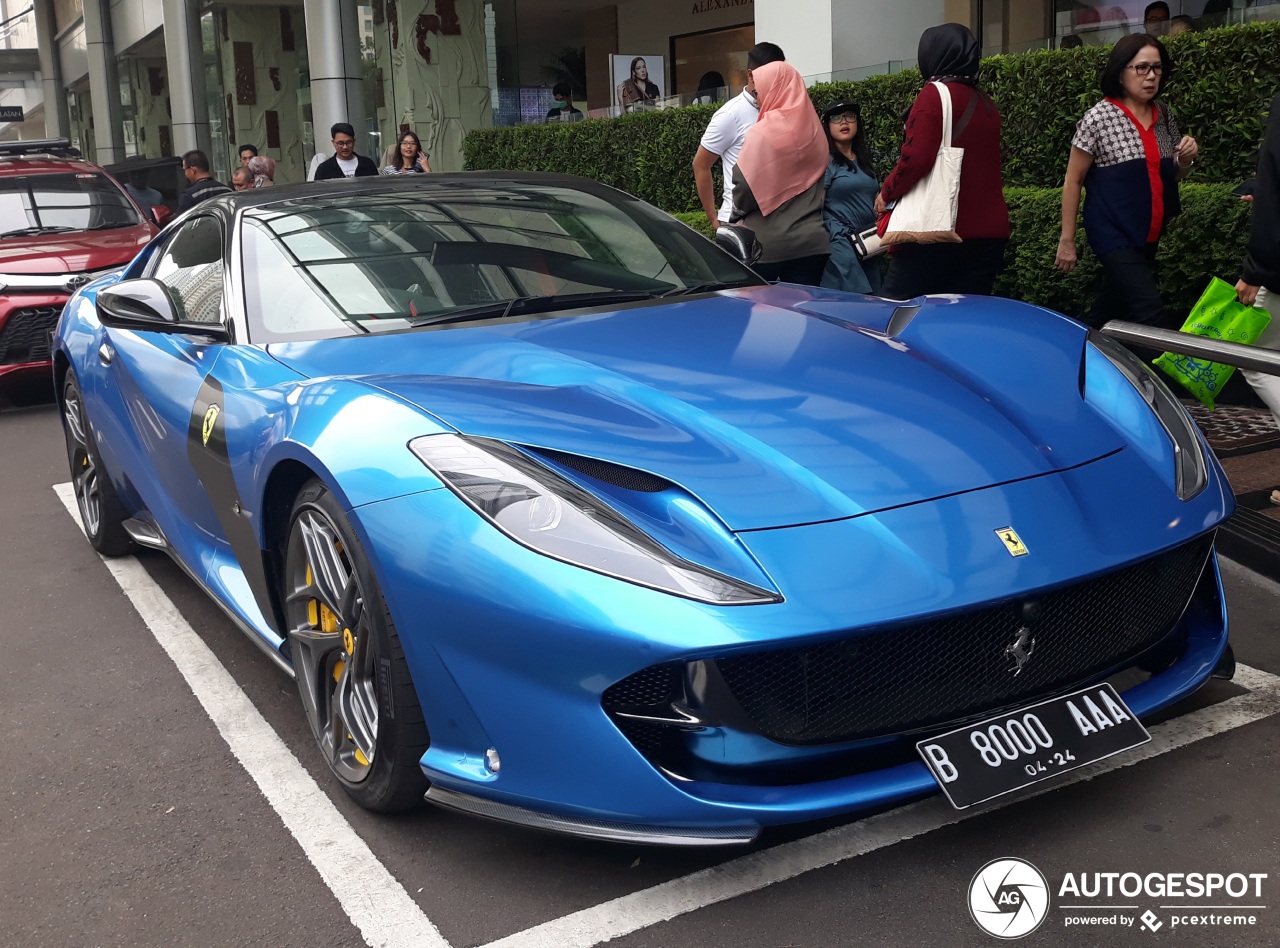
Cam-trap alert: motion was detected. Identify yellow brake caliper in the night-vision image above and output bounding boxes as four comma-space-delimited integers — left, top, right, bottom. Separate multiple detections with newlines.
306, 564, 368, 767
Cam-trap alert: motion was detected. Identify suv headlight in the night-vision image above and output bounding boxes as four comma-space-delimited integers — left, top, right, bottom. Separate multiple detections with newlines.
1085, 331, 1208, 501
409, 434, 780, 605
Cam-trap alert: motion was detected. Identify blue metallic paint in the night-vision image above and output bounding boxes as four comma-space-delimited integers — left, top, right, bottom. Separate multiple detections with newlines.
54, 267, 1232, 836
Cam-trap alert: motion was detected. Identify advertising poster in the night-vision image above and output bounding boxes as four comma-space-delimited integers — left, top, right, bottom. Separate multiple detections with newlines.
610, 54, 665, 112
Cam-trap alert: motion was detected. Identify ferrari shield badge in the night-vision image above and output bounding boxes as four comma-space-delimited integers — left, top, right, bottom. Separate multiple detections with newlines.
202, 404, 220, 446
996, 527, 1028, 557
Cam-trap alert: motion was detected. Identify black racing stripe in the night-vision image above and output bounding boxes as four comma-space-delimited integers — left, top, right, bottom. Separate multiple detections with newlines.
188, 377, 281, 635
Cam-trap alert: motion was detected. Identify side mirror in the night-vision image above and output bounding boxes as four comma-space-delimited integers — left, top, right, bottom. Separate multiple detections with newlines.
97, 278, 228, 341
714, 225, 763, 267
151, 205, 173, 228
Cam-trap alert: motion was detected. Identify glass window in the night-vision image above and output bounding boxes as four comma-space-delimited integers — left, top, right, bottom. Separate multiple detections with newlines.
239, 182, 760, 343
153, 216, 225, 325
0, 173, 142, 239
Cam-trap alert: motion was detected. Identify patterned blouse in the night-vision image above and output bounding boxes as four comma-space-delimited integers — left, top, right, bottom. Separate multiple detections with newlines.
381, 165, 426, 176
1072, 98, 1182, 255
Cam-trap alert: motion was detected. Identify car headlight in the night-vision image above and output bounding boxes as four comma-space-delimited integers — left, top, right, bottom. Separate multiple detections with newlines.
409, 434, 780, 605
1085, 331, 1208, 501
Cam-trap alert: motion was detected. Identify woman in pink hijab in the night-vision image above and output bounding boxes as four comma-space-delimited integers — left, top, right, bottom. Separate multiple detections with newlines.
728, 60, 830, 284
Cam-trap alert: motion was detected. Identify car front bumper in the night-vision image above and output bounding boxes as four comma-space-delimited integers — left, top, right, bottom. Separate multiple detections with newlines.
351, 446, 1232, 843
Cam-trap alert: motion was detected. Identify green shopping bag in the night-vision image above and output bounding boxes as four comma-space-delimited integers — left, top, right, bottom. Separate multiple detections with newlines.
1152, 277, 1272, 408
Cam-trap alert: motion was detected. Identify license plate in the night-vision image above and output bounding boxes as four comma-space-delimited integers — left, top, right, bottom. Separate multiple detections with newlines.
916, 682, 1150, 809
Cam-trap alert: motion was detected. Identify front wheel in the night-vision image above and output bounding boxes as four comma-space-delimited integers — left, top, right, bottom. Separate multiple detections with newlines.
282, 479, 429, 812
61, 373, 134, 556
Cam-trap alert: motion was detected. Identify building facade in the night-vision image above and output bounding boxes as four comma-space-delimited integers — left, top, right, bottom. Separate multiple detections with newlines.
9, 0, 1272, 184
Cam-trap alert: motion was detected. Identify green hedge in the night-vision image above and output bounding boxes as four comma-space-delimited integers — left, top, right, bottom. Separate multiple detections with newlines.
467, 22, 1280, 211
999, 183, 1252, 320
669, 185, 1250, 321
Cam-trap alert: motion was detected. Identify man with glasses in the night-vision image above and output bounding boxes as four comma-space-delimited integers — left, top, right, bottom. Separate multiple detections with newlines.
178, 150, 233, 211
231, 167, 254, 191
313, 123, 378, 180
1143, 2, 1170, 36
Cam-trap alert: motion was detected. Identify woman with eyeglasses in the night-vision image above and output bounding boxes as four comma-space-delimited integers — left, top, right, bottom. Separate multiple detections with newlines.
1056, 34, 1198, 333
381, 130, 432, 175
819, 102, 882, 294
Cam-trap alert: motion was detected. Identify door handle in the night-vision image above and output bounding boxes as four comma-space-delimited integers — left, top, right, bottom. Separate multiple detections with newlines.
97, 342, 114, 365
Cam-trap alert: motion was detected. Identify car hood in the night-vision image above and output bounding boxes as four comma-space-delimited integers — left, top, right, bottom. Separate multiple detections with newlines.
267, 286, 1126, 531
0, 225, 153, 274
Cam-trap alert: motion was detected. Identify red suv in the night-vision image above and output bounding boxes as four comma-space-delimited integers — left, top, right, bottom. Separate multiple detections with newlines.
0, 140, 163, 382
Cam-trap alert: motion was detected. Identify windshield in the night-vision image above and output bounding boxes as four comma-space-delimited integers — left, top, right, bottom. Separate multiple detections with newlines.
240, 182, 761, 342
0, 172, 142, 238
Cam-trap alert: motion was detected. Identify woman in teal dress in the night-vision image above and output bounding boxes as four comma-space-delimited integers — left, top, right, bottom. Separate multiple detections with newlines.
820, 101, 883, 294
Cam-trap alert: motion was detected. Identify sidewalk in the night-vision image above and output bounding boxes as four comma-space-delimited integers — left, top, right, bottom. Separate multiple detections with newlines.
1190, 404, 1280, 579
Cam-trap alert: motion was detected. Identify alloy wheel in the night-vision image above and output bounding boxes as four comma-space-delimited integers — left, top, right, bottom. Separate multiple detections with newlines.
62, 381, 102, 537
284, 508, 380, 784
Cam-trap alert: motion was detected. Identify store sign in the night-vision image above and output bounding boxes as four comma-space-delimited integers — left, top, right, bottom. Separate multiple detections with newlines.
691, 0, 752, 13
0, 106, 23, 122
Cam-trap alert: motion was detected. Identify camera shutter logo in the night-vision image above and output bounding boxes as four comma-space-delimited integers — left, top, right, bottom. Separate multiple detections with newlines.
969, 857, 1049, 939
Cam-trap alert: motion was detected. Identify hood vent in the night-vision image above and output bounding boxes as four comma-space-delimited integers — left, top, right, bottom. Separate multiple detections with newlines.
537, 448, 668, 493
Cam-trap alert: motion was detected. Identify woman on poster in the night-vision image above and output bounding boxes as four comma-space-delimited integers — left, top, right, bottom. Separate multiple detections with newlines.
619, 57, 660, 109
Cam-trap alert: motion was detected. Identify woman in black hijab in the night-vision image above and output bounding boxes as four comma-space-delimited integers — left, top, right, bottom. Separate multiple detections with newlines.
918, 21, 981, 83
875, 24, 1010, 298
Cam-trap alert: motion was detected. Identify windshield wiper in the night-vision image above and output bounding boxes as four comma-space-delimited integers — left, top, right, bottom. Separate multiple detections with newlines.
0, 225, 75, 239
658, 279, 759, 298
87, 221, 138, 231
408, 290, 660, 327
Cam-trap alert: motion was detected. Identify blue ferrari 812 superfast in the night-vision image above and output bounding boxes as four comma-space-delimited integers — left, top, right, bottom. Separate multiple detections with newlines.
53, 173, 1235, 845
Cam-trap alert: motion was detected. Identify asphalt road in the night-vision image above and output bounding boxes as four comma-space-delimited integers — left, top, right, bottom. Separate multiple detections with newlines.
4, 373, 1280, 948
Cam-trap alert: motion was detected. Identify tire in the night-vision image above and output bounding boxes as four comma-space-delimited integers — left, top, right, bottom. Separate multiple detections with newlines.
61, 373, 135, 556
282, 478, 429, 812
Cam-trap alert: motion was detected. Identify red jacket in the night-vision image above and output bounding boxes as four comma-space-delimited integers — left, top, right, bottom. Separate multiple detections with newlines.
881, 82, 1011, 241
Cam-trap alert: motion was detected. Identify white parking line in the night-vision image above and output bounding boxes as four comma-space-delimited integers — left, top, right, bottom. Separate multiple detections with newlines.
482, 666, 1280, 948
53, 483, 450, 948
55, 480, 1280, 948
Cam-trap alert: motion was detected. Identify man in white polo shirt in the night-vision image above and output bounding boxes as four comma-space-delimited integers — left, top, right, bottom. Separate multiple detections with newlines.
691, 42, 786, 233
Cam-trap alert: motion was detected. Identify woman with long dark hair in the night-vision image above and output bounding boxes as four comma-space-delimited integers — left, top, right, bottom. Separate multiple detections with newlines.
618, 57, 660, 109
381, 130, 432, 175
875, 23, 1010, 297
1055, 33, 1197, 331
819, 101, 882, 294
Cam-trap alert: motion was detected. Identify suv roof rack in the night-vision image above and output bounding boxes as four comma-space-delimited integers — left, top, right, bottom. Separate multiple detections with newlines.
0, 138, 83, 159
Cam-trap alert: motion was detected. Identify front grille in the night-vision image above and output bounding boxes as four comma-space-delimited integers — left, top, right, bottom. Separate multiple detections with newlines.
602, 664, 681, 757
603, 535, 1215, 758
714, 535, 1214, 744
0, 305, 62, 365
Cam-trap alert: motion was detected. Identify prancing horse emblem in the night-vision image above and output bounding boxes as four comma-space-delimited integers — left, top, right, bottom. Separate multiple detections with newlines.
202, 404, 220, 446
1005, 626, 1036, 675
995, 526, 1029, 557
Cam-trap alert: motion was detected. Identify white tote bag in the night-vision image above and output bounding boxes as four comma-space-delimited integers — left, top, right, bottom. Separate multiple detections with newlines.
882, 81, 964, 245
